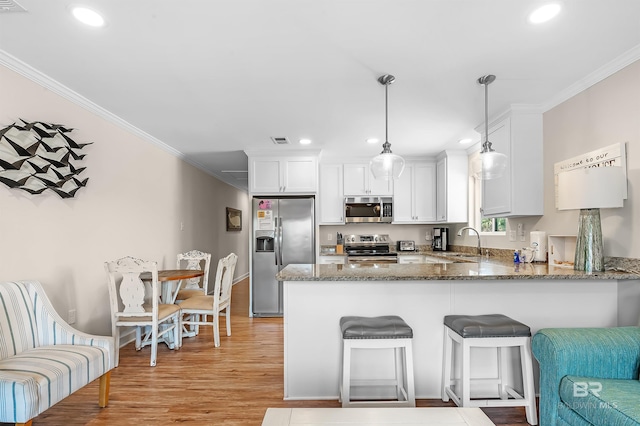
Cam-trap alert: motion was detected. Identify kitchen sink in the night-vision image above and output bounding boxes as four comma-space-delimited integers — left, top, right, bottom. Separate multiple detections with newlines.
420, 254, 479, 264
438, 253, 480, 263
422, 256, 453, 264
445, 253, 478, 258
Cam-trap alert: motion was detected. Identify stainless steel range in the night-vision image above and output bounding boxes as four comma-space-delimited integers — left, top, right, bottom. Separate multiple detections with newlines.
344, 234, 398, 264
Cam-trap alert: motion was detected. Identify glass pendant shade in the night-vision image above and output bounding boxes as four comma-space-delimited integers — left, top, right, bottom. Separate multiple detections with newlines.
471, 143, 508, 180
371, 74, 404, 180
371, 142, 405, 180
480, 146, 508, 180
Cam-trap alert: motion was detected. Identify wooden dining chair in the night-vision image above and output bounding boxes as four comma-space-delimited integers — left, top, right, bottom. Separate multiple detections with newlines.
178, 253, 238, 347
105, 256, 181, 366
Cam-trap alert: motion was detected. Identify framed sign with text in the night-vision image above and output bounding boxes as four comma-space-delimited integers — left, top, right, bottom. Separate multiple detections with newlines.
554, 142, 627, 208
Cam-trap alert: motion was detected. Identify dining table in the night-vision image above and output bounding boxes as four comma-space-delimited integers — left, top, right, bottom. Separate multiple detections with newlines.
139, 269, 205, 347
140, 269, 205, 304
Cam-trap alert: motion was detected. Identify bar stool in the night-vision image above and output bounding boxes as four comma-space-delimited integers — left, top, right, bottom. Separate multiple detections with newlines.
441, 314, 538, 425
339, 315, 416, 408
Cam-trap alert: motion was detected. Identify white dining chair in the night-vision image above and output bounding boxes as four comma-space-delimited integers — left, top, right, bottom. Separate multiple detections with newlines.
174, 250, 212, 337
105, 256, 181, 366
175, 249, 212, 300
178, 253, 238, 347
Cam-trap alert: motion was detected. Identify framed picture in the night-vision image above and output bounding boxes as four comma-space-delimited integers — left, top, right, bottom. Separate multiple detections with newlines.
226, 207, 242, 231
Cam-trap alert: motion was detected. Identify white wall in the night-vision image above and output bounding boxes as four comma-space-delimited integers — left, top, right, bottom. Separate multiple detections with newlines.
453, 59, 640, 258
0, 64, 250, 335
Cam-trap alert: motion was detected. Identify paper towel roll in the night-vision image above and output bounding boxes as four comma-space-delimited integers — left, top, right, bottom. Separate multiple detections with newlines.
530, 231, 547, 262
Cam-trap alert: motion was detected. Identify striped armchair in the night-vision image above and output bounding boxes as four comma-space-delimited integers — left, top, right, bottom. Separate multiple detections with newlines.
0, 280, 114, 426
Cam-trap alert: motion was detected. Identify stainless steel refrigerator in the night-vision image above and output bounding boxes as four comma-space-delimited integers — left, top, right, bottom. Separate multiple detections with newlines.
251, 196, 315, 316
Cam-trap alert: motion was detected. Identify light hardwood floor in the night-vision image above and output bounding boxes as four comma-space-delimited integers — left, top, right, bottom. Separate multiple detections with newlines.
22, 278, 533, 425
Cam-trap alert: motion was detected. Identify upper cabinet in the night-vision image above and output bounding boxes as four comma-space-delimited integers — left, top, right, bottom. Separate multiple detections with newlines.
343, 163, 393, 196
247, 153, 319, 194
393, 161, 436, 223
481, 109, 543, 217
436, 151, 468, 223
319, 164, 344, 224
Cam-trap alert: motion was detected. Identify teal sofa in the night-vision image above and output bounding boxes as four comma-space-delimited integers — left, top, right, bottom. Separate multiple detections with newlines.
532, 327, 640, 426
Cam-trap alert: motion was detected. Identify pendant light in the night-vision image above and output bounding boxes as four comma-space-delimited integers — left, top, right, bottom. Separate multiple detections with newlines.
475, 75, 508, 180
370, 74, 405, 180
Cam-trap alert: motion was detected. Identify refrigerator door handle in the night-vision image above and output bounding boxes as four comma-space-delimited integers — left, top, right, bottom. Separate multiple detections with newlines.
274, 217, 279, 265
277, 217, 284, 266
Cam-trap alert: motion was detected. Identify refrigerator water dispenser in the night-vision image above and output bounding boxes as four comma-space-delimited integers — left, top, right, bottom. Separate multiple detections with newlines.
255, 231, 275, 252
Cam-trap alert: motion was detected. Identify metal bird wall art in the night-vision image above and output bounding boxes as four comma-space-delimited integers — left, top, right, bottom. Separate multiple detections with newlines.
0, 119, 93, 198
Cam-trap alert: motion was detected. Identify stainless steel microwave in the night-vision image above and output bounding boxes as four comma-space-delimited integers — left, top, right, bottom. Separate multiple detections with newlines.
344, 197, 393, 223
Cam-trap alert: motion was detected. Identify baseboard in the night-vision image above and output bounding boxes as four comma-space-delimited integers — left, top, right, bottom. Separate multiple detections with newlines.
206, 273, 248, 294
233, 272, 249, 285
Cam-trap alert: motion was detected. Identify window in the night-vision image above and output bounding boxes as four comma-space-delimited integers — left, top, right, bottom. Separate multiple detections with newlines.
481, 217, 506, 233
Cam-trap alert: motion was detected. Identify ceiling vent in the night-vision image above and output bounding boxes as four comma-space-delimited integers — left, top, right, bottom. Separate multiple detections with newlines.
271, 137, 290, 145
0, 0, 27, 12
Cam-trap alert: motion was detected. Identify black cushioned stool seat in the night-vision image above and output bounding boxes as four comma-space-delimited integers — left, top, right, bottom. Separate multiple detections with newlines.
340, 315, 413, 339
444, 314, 531, 338
339, 315, 415, 408
441, 313, 538, 425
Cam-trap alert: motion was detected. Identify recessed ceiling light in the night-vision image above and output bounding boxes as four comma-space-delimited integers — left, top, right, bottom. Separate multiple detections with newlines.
71, 6, 106, 27
458, 138, 473, 145
299, 139, 312, 145
366, 138, 379, 144
528, 3, 561, 24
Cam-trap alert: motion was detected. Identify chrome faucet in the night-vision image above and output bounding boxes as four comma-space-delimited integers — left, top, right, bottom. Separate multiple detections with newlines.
457, 226, 482, 255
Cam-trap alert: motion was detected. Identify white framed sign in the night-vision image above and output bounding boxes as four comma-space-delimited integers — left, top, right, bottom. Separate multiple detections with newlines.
554, 142, 627, 208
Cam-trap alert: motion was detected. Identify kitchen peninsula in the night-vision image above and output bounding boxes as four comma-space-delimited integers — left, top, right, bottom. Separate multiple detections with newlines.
278, 258, 640, 400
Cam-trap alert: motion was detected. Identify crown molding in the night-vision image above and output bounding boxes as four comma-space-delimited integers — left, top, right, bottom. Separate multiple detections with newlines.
0, 48, 242, 188
541, 44, 640, 112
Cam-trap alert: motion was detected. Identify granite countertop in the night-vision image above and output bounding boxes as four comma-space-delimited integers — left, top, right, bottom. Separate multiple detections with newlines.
278, 256, 640, 281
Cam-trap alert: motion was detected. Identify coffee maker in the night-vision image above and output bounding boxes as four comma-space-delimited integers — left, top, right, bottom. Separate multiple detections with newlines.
432, 227, 449, 251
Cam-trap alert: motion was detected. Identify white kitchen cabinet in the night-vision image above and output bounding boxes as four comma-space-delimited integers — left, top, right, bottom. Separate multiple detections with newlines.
435, 151, 468, 223
318, 255, 346, 264
343, 163, 393, 196
481, 109, 543, 217
319, 164, 344, 224
248, 154, 318, 194
393, 161, 436, 223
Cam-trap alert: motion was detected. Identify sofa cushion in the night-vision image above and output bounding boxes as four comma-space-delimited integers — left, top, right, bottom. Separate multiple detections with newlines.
0, 345, 110, 423
0, 281, 39, 359
560, 375, 640, 425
